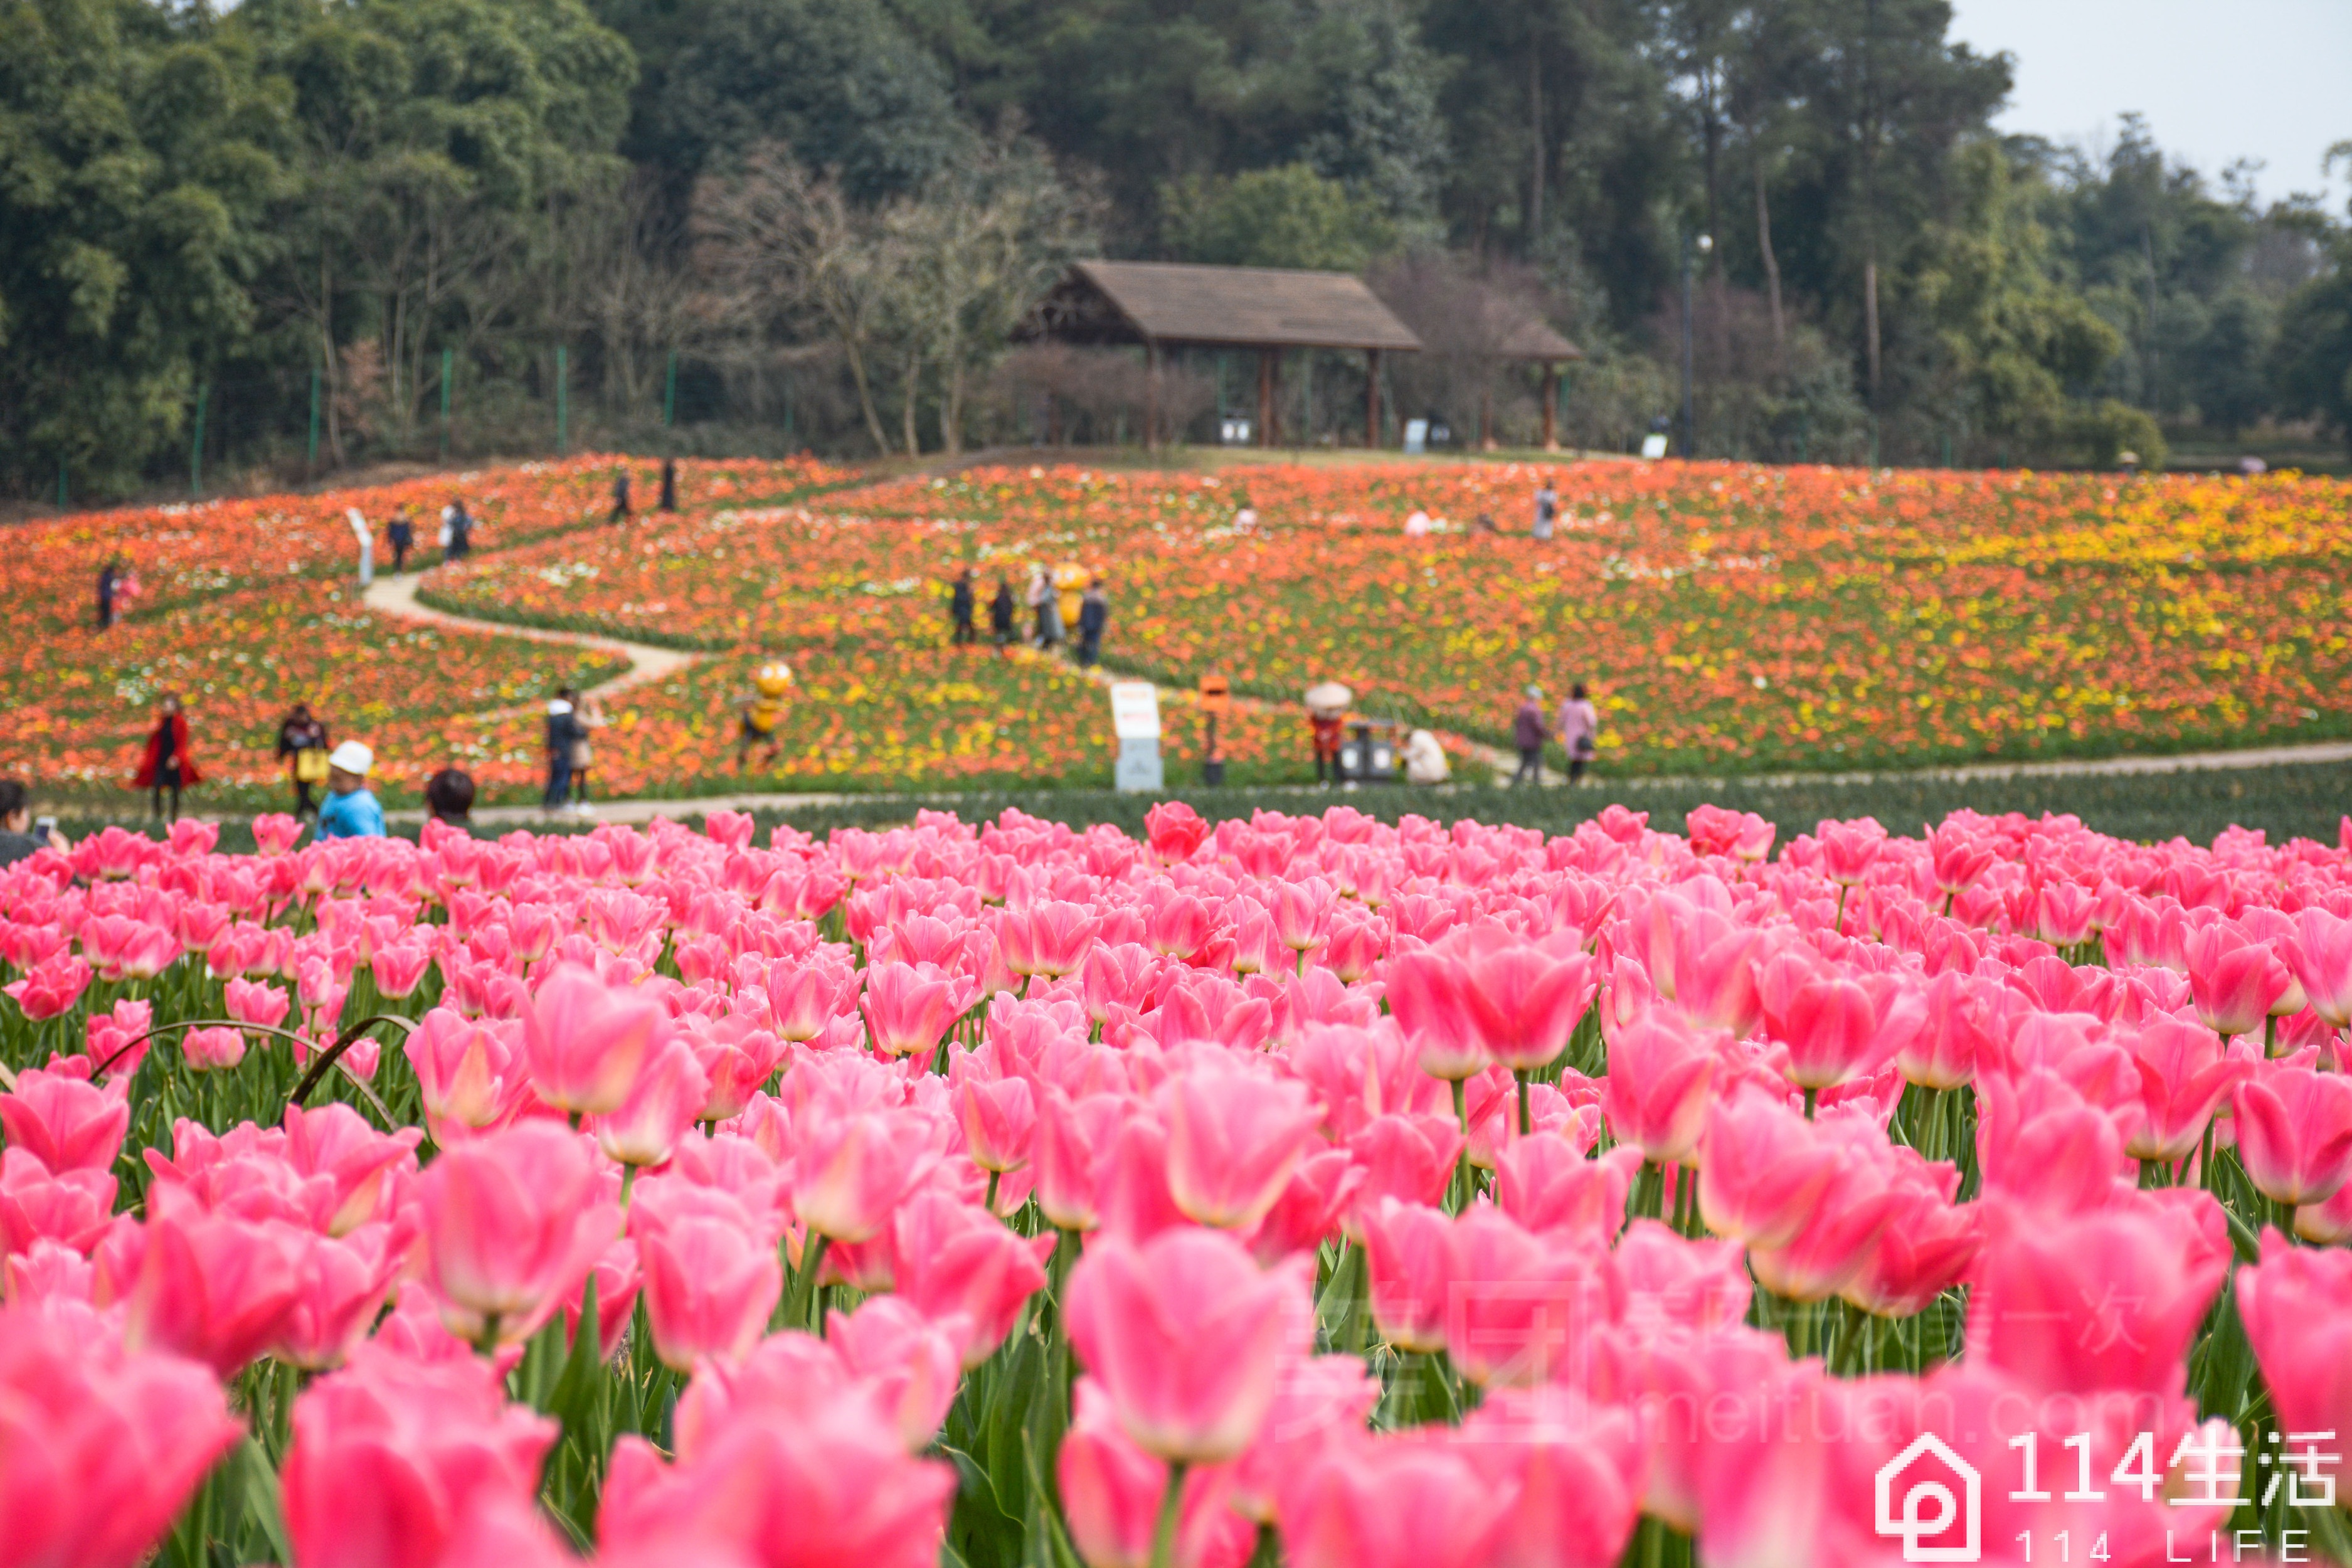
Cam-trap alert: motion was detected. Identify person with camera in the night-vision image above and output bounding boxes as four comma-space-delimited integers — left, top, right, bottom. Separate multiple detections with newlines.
0, 780, 70, 868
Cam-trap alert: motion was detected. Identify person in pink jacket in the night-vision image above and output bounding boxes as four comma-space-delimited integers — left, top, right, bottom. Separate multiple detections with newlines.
1556, 682, 1600, 783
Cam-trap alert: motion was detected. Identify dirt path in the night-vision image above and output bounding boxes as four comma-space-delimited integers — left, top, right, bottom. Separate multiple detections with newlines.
362, 571, 701, 717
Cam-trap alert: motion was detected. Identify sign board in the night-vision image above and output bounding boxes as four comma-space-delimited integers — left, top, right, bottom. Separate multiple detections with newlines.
1115, 738, 1164, 793
1108, 682, 1160, 741
1403, 418, 1428, 455
1640, 433, 1670, 460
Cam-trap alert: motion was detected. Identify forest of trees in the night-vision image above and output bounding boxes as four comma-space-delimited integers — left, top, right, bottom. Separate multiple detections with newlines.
3, 0, 2348, 497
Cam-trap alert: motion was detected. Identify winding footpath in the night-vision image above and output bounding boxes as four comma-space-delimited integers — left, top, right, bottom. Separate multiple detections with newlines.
362, 566, 2352, 823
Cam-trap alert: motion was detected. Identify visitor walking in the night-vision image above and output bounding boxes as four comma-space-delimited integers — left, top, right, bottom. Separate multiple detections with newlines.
568, 692, 605, 812
425, 768, 477, 833
1310, 707, 1346, 785
1512, 685, 1549, 787
989, 577, 1017, 647
1533, 477, 1559, 541
1027, 566, 1062, 649
133, 694, 199, 822
441, 498, 473, 561
0, 780, 70, 868
659, 458, 679, 512
316, 742, 386, 839
95, 560, 120, 629
1557, 682, 1600, 783
387, 511, 415, 574
544, 689, 582, 811
1077, 578, 1108, 667
276, 703, 331, 818
611, 468, 632, 524
950, 568, 977, 645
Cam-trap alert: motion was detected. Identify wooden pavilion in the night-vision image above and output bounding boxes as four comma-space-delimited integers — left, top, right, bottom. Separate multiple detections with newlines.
1022, 261, 1422, 448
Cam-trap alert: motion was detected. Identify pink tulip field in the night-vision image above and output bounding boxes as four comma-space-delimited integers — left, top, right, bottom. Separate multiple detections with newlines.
6, 797, 2352, 1568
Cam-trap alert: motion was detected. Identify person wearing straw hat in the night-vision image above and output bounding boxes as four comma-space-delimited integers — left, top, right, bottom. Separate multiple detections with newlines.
315, 741, 386, 839
1305, 681, 1351, 785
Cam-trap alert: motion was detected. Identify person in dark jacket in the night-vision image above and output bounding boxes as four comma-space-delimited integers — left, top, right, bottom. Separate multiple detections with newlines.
988, 577, 1017, 647
96, 561, 120, 629
611, 468, 632, 524
425, 768, 477, 832
544, 689, 583, 811
0, 780, 69, 867
442, 499, 473, 561
133, 694, 201, 821
1511, 684, 1550, 787
275, 703, 331, 818
950, 568, 977, 645
1076, 578, 1109, 667
386, 511, 415, 573
659, 458, 679, 512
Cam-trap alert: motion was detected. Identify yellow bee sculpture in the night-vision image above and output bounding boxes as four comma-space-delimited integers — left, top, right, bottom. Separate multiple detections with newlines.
735, 660, 793, 769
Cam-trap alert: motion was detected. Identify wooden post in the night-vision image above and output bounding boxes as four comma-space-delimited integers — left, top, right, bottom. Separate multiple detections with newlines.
1258, 349, 1275, 448
1542, 361, 1559, 451
1365, 348, 1381, 448
1144, 339, 1159, 450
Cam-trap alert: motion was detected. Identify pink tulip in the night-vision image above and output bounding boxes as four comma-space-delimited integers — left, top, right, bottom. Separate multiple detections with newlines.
792, 1109, 939, 1244
2185, 924, 2287, 1039
2234, 1061, 2352, 1208
0, 1308, 241, 1568
1698, 1088, 1841, 1250
1969, 1192, 2229, 1400
124, 1189, 307, 1377
562, 1237, 643, 1361
1974, 1068, 2134, 1214
1385, 947, 1489, 1079
182, 1025, 248, 1073
2123, 1016, 2251, 1163
1745, 1122, 1907, 1303
283, 1348, 558, 1568
85, 998, 155, 1077
0, 1064, 129, 1173
1163, 1062, 1325, 1229
2234, 1229, 2352, 1448
1687, 1362, 1900, 1568
1444, 1207, 1614, 1388
1840, 1184, 1982, 1319
0, 1147, 116, 1254
1226, 1353, 1379, 1523
1896, 969, 1994, 1089
1064, 1226, 1301, 1463
681, 1015, 788, 1123
1463, 936, 1600, 1073
1929, 821, 1996, 894
521, 962, 672, 1115
955, 1071, 1037, 1172
1457, 1391, 1646, 1568
632, 1178, 784, 1371
369, 941, 433, 999
1057, 1378, 1256, 1568
224, 975, 292, 1032
1003, 900, 1103, 979
591, 1034, 711, 1167
862, 960, 971, 1059
3, 953, 93, 1020
1279, 1433, 1513, 1568
1599, 1012, 1715, 1165
416, 1121, 620, 1346
1360, 1198, 1454, 1353
1760, 961, 1920, 1092
2286, 907, 2352, 1029
405, 1008, 532, 1138
283, 1101, 421, 1235
1341, 1112, 1463, 1237
1036, 1089, 1128, 1231
600, 1397, 956, 1568
1496, 1136, 1642, 1244
891, 1189, 1052, 1365
1613, 1219, 1753, 1332
829, 1295, 964, 1451
272, 1226, 403, 1370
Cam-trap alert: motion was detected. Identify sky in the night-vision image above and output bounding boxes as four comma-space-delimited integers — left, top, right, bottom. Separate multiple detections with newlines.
1946, 0, 2352, 209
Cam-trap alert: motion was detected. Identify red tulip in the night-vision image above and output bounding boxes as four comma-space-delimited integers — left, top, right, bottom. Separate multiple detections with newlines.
1163, 1061, 1324, 1229
2234, 1060, 2352, 1208
631, 1177, 783, 1371
1057, 1378, 1256, 1568
416, 1121, 620, 1346
283, 1347, 558, 1568
0, 1308, 241, 1568
0, 1064, 129, 1174
521, 962, 672, 1115
1064, 1226, 1301, 1463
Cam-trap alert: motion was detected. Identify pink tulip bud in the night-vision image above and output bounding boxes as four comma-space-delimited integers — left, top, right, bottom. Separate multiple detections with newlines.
1360, 1197, 1453, 1353
591, 1035, 712, 1168
632, 1177, 784, 1372
182, 1025, 247, 1073
1599, 1013, 1716, 1165
955, 1070, 1037, 1173
2235, 1229, 2352, 1450
1064, 1226, 1302, 1463
2235, 1060, 2352, 1208
1163, 1061, 1325, 1230
522, 963, 672, 1115
792, 1109, 939, 1244
829, 1295, 964, 1452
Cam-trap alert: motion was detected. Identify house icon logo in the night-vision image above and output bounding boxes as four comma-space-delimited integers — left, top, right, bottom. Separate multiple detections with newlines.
1875, 1434, 1982, 1562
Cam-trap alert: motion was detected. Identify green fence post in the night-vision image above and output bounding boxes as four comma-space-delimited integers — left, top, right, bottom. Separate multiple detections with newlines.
556, 344, 569, 455
190, 380, 209, 496
441, 347, 453, 458
664, 349, 677, 428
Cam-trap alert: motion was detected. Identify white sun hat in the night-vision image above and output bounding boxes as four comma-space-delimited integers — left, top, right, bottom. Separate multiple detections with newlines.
327, 741, 374, 776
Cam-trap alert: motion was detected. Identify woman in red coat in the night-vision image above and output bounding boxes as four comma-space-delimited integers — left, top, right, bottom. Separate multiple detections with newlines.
132, 694, 201, 822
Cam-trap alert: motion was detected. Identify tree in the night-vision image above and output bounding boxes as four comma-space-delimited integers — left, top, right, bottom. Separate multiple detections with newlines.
0, 0, 285, 494
1160, 163, 1395, 271
2274, 238, 2352, 453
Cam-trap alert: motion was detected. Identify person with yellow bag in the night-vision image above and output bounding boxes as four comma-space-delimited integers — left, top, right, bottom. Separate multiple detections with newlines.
275, 703, 331, 820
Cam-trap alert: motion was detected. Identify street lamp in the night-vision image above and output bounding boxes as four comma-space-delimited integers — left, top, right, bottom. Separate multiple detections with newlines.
1681, 231, 1712, 460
